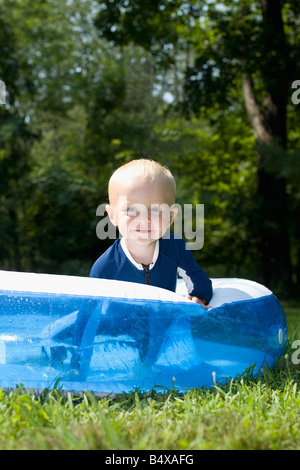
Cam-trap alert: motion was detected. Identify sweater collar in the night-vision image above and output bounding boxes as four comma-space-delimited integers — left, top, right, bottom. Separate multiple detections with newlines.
120, 238, 159, 271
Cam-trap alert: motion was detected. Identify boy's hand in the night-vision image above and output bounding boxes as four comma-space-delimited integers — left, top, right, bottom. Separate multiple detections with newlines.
186, 295, 212, 310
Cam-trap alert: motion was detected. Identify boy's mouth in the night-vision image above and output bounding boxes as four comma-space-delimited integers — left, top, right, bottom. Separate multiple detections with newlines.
135, 228, 152, 233
130, 226, 154, 237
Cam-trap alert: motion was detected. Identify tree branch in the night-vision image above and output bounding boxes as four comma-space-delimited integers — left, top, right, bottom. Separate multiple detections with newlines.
241, 73, 272, 144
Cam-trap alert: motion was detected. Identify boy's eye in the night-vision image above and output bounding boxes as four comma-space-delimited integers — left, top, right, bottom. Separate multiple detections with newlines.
127, 206, 137, 215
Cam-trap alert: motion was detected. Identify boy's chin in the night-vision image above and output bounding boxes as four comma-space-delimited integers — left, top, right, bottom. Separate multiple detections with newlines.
126, 234, 159, 244
131, 237, 157, 244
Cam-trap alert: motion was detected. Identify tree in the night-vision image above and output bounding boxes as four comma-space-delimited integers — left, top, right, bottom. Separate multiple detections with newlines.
0, 0, 105, 273
94, 0, 300, 294
0, 1, 37, 269
0, 0, 185, 273
185, 0, 300, 293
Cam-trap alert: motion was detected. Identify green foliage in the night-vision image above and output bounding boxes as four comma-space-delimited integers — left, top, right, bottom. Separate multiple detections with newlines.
93, 0, 300, 293
0, 0, 299, 292
94, 0, 184, 65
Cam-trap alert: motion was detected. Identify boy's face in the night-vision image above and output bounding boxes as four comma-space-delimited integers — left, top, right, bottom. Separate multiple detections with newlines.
107, 176, 177, 245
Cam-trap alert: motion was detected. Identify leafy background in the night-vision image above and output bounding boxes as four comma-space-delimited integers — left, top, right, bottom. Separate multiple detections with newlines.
0, 0, 300, 300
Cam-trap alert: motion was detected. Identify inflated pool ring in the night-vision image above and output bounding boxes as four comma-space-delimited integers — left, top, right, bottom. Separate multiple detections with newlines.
0, 270, 287, 394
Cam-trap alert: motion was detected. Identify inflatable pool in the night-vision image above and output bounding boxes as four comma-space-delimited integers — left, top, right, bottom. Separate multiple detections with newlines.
0, 270, 287, 394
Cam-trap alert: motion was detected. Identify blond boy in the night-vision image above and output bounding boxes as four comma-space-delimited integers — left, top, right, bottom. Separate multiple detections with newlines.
90, 159, 212, 307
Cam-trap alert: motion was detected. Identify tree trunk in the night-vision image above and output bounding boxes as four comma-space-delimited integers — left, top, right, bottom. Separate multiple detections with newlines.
241, 0, 293, 294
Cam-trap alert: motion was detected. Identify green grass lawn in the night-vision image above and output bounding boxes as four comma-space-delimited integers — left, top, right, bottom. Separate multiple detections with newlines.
0, 304, 299, 451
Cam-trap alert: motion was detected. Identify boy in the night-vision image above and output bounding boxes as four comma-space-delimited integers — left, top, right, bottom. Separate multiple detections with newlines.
69, 158, 212, 373
90, 158, 212, 307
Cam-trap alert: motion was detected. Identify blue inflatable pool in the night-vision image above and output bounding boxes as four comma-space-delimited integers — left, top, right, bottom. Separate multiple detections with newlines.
0, 270, 288, 394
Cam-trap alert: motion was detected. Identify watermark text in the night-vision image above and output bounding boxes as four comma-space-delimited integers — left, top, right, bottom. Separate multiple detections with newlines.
96, 200, 204, 250
0, 80, 6, 105
291, 340, 300, 365
291, 80, 300, 105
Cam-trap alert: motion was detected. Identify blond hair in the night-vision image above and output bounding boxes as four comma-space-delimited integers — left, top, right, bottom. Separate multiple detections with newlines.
108, 158, 176, 202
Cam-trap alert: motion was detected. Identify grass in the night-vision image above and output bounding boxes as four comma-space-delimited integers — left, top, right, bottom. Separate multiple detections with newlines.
0, 304, 299, 450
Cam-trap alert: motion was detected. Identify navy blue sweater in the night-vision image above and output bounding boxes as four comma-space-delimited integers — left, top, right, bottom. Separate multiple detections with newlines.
90, 234, 212, 303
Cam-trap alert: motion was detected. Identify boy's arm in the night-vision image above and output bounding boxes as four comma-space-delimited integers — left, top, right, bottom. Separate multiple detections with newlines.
177, 241, 212, 306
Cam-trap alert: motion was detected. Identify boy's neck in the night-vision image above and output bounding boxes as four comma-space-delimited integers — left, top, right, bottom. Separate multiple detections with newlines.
122, 238, 158, 266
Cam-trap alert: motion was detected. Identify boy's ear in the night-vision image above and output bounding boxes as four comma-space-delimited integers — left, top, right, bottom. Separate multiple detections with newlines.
169, 206, 178, 227
106, 204, 117, 226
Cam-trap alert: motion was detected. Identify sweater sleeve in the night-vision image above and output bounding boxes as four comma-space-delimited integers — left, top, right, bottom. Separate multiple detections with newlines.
177, 240, 212, 304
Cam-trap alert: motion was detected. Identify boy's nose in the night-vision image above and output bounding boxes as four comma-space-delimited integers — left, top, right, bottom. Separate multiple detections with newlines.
138, 210, 151, 224
136, 205, 152, 221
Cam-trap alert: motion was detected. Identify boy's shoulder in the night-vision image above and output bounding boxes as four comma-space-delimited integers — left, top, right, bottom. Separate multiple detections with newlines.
160, 232, 186, 246
102, 238, 122, 256
160, 233, 187, 255
94, 238, 120, 260
89, 239, 122, 277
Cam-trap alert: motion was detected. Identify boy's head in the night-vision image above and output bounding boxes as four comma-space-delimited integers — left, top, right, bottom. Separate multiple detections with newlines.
108, 159, 176, 205
106, 158, 177, 244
